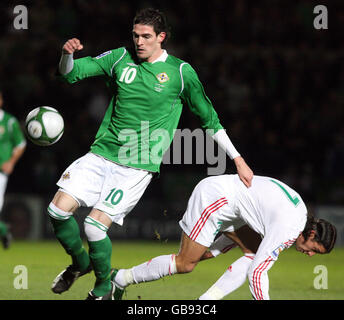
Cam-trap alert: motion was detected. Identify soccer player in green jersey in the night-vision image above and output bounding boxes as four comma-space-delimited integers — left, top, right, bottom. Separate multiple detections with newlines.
49, 8, 253, 299
0, 90, 26, 249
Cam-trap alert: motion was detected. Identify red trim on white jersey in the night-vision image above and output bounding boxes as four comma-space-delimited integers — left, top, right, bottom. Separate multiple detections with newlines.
252, 256, 273, 300
189, 197, 228, 241
284, 238, 297, 248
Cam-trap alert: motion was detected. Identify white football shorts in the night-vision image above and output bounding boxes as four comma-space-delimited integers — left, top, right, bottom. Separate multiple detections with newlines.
57, 152, 153, 225
179, 175, 245, 247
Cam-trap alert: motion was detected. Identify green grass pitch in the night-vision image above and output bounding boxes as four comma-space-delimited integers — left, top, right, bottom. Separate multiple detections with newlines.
0, 240, 343, 300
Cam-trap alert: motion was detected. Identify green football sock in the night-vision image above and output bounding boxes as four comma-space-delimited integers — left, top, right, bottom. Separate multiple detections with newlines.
50, 216, 90, 271
0, 221, 8, 237
88, 236, 112, 297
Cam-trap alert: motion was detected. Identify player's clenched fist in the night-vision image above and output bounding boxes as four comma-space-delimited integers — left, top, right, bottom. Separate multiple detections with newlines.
62, 38, 84, 54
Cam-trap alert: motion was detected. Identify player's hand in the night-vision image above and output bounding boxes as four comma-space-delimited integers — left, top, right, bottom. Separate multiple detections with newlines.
1, 160, 14, 175
62, 38, 84, 54
234, 156, 253, 188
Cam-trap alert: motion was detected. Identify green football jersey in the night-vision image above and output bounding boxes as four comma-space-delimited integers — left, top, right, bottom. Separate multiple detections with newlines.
60, 47, 223, 172
0, 110, 26, 168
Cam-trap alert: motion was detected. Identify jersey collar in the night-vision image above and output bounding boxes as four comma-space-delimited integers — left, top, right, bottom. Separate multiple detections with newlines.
151, 50, 168, 64
0, 110, 4, 121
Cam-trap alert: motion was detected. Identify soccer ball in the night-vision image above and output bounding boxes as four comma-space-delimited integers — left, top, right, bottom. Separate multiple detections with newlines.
25, 106, 64, 146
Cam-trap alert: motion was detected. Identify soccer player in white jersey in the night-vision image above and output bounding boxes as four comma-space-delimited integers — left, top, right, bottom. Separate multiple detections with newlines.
50, 8, 253, 299
112, 174, 337, 300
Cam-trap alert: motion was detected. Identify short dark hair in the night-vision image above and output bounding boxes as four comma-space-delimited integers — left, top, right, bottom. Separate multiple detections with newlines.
302, 216, 337, 253
133, 8, 170, 45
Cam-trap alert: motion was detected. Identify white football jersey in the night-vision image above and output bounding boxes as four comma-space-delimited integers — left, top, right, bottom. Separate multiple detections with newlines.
229, 175, 307, 299
230, 174, 307, 238
179, 174, 307, 299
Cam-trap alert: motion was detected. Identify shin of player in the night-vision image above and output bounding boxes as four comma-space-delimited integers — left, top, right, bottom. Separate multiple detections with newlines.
48, 195, 91, 294
114, 232, 200, 289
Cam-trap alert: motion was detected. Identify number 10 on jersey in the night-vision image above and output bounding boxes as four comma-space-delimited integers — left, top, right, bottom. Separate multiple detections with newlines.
105, 188, 124, 205
119, 67, 137, 84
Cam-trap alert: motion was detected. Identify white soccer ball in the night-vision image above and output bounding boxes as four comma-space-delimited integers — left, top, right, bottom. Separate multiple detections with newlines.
25, 106, 64, 146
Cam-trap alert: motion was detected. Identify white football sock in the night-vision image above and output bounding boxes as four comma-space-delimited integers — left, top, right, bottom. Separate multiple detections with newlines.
84, 216, 108, 242
114, 269, 134, 288
115, 254, 177, 288
199, 253, 255, 300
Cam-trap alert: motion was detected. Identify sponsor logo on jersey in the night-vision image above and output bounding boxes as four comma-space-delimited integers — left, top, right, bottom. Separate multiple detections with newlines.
271, 244, 285, 258
156, 72, 169, 83
95, 51, 111, 59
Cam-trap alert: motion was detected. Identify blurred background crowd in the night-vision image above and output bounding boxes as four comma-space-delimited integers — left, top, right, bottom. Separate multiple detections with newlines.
0, 0, 343, 232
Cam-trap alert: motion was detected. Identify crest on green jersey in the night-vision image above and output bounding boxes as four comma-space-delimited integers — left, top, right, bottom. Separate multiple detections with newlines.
156, 72, 169, 83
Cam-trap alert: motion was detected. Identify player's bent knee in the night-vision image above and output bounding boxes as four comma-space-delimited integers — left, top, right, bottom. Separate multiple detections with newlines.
178, 263, 196, 274
176, 257, 197, 274
52, 190, 80, 213
47, 202, 73, 221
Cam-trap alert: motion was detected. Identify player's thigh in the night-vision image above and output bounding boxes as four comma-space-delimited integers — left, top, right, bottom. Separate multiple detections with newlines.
88, 208, 112, 228
176, 232, 208, 273
179, 176, 237, 247
56, 153, 105, 208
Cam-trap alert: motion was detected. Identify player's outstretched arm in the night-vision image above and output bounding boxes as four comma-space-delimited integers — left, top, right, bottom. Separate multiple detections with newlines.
59, 38, 83, 75
58, 38, 106, 81
211, 129, 253, 187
